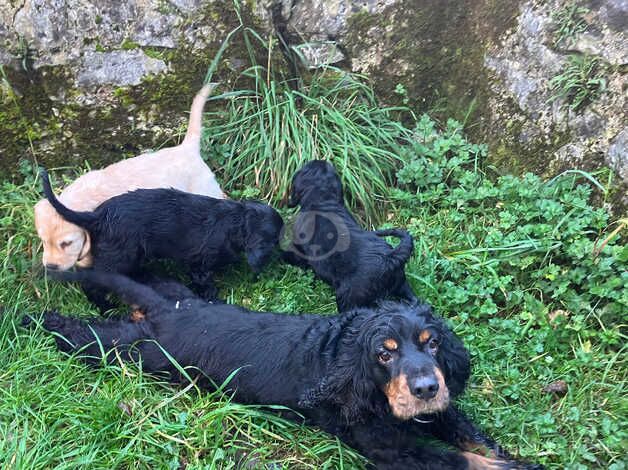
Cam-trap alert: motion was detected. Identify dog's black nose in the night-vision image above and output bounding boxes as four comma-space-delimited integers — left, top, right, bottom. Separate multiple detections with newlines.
45, 263, 59, 270
412, 376, 439, 400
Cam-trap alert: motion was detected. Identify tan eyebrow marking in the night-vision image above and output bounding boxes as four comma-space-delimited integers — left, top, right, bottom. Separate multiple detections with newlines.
419, 330, 431, 344
383, 338, 398, 350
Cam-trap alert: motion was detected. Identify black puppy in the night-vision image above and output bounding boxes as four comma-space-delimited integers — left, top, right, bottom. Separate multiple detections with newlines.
27, 271, 541, 470
40, 169, 283, 311
284, 160, 416, 312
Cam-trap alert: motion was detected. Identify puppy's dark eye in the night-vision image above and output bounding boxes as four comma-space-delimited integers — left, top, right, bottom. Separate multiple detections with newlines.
60, 241, 73, 249
427, 338, 439, 353
378, 351, 393, 364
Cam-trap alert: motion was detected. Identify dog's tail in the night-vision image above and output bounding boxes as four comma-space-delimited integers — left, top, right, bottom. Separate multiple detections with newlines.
182, 83, 217, 145
375, 228, 414, 272
49, 270, 166, 313
40, 169, 99, 229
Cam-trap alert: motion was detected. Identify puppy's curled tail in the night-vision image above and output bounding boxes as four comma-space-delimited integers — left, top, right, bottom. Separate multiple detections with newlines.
183, 82, 218, 145
39, 169, 98, 229
49, 270, 166, 313
375, 228, 414, 272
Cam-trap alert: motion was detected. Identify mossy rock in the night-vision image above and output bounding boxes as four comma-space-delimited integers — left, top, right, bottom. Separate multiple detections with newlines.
0, 2, 275, 181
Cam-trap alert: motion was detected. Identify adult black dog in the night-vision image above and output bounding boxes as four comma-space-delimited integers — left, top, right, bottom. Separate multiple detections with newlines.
40, 169, 283, 311
284, 160, 416, 312
27, 270, 541, 470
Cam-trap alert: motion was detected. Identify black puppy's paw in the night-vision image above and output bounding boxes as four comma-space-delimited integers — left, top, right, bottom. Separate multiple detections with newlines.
21, 310, 63, 329
199, 284, 220, 303
42, 310, 69, 330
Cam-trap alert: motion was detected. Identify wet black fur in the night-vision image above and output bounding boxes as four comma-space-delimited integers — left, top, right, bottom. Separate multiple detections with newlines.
284, 160, 417, 312
40, 169, 283, 311
25, 271, 541, 470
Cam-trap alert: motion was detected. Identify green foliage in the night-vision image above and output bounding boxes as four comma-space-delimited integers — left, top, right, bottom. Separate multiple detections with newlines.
552, 3, 589, 47
202, 30, 413, 225
391, 113, 627, 468
549, 55, 606, 112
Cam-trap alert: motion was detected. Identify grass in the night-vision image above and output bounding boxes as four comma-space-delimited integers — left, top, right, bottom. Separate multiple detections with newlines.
202, 27, 413, 225
1, 49, 627, 469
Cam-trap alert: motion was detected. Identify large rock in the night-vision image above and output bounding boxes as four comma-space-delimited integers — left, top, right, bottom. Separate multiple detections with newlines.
268, 0, 626, 198
0, 0, 265, 178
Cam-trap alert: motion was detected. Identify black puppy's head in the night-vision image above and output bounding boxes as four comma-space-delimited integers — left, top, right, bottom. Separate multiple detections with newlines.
300, 302, 470, 423
289, 160, 344, 207
243, 202, 284, 273
359, 303, 470, 420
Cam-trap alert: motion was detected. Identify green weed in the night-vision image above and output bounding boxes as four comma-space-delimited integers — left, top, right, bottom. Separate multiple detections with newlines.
552, 3, 589, 47
549, 55, 606, 112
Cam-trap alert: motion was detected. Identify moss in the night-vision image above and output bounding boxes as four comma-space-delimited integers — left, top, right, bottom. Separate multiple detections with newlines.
0, 1, 278, 181
120, 38, 140, 50
343, 0, 590, 177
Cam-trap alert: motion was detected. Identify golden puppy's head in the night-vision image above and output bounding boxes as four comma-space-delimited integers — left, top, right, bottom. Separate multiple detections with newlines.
34, 199, 92, 270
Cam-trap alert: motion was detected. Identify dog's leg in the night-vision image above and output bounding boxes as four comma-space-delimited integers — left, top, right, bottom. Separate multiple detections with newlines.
82, 281, 116, 313
426, 405, 508, 458
23, 311, 155, 364
342, 422, 477, 470
396, 279, 418, 304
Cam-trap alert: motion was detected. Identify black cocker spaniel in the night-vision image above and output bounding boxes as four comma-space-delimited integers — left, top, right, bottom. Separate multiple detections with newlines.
26, 270, 542, 470
284, 160, 417, 312
40, 169, 283, 311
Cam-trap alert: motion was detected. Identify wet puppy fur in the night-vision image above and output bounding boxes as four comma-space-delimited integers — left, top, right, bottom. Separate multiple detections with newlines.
284, 160, 417, 312
26, 271, 542, 470
40, 170, 283, 311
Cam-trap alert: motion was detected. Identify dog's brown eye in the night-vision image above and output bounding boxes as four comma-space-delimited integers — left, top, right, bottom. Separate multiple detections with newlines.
428, 338, 439, 352
378, 351, 393, 363
60, 241, 73, 249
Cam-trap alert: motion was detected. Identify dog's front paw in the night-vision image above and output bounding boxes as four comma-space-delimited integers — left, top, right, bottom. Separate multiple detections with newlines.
21, 310, 65, 330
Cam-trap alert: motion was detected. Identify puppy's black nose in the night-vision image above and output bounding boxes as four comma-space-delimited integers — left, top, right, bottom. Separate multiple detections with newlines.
45, 263, 59, 270
412, 376, 439, 400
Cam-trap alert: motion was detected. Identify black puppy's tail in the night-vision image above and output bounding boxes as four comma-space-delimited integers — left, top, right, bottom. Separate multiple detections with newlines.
40, 168, 98, 229
50, 270, 166, 313
375, 228, 414, 272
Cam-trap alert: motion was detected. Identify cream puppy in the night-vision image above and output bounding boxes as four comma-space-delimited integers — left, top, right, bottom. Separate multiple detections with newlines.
34, 84, 225, 271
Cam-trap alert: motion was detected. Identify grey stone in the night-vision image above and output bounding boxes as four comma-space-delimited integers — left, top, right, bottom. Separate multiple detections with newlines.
608, 128, 628, 181
76, 49, 167, 88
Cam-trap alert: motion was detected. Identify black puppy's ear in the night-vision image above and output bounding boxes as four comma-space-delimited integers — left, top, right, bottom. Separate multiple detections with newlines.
435, 317, 470, 398
298, 312, 387, 424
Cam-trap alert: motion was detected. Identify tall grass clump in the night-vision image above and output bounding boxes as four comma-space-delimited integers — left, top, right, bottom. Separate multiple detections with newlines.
202, 29, 415, 224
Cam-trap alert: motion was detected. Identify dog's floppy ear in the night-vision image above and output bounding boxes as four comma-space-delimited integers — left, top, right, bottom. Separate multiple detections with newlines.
435, 317, 470, 398
298, 312, 386, 424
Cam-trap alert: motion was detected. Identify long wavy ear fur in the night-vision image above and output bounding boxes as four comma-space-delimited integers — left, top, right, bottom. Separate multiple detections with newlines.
435, 316, 470, 398
298, 311, 386, 424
